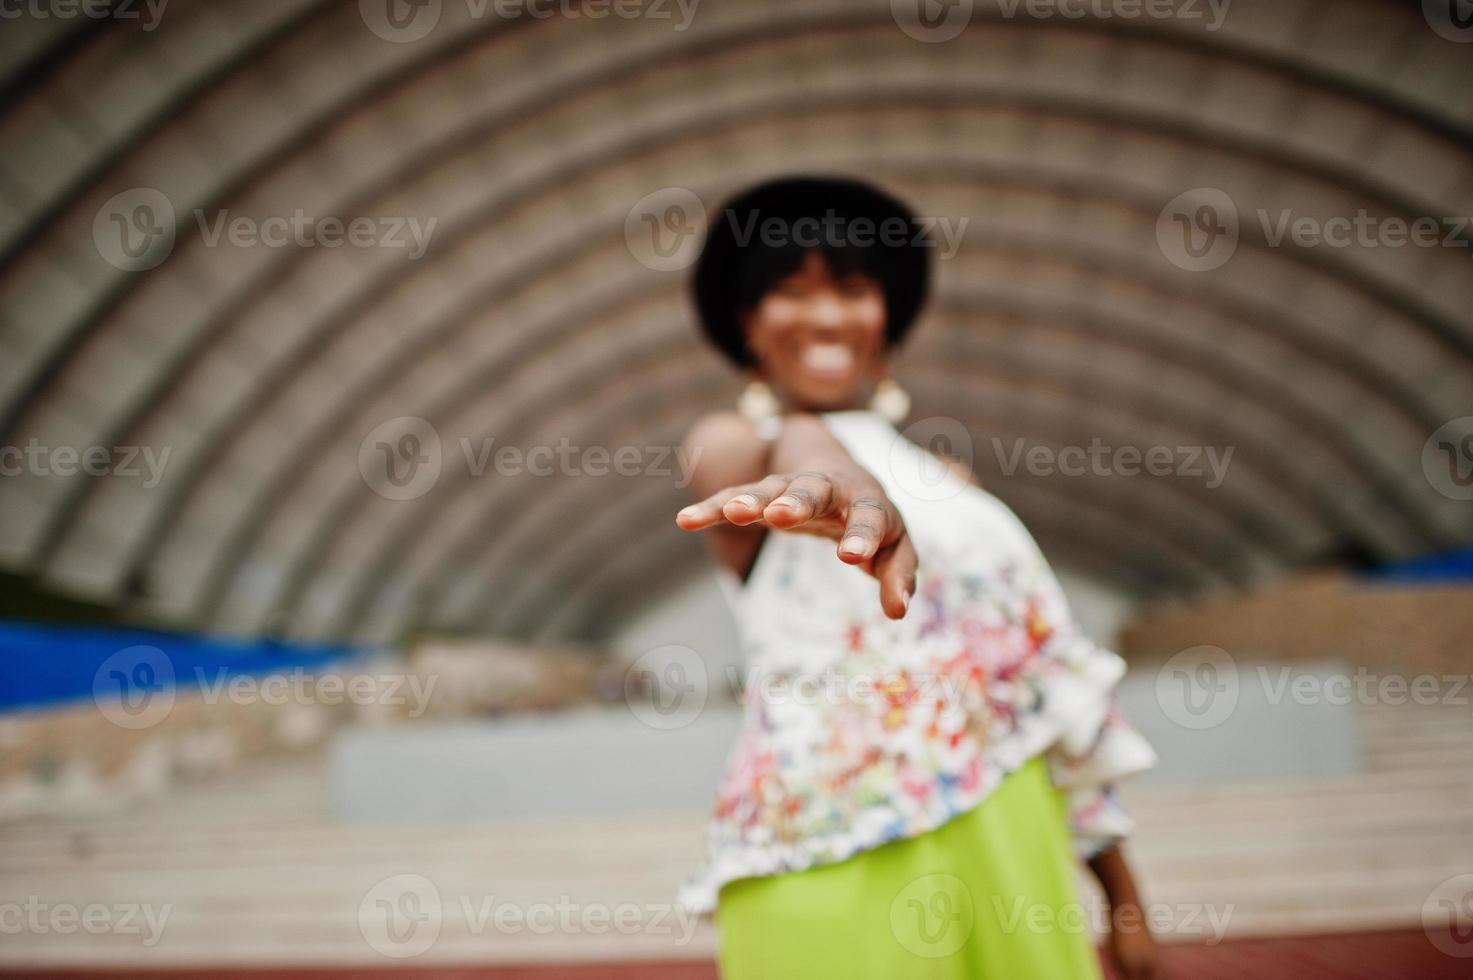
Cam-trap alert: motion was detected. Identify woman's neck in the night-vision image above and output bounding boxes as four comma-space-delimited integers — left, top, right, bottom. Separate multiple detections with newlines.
773, 384, 875, 416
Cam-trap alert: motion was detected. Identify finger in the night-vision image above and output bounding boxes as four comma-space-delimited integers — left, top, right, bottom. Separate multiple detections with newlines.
674, 480, 768, 530
762, 472, 835, 529
835, 497, 891, 564
719, 473, 793, 525
675, 493, 732, 530
872, 534, 919, 620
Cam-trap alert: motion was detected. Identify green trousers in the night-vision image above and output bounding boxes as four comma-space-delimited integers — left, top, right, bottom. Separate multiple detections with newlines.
715, 756, 1103, 980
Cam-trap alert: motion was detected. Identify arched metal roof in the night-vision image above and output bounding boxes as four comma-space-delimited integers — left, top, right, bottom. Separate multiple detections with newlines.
1, 0, 1469, 643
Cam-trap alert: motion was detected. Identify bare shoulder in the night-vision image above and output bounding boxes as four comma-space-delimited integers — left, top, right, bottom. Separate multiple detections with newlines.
682, 410, 771, 497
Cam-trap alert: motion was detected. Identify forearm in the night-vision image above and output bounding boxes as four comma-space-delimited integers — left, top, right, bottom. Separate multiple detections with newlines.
767, 413, 872, 481
1088, 842, 1144, 912
1090, 843, 1163, 978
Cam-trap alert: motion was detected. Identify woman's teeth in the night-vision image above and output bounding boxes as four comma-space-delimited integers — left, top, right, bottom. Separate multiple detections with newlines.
802, 343, 855, 374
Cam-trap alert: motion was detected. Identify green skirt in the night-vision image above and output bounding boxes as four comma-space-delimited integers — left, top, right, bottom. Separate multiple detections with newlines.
714, 757, 1103, 980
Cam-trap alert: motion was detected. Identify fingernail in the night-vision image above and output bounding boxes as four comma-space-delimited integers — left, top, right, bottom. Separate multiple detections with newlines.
840, 536, 867, 555
730, 494, 758, 509
770, 495, 798, 509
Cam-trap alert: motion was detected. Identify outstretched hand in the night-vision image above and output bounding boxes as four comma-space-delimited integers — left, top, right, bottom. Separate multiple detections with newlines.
676, 470, 917, 619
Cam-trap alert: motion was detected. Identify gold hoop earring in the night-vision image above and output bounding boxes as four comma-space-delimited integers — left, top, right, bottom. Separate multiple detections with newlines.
737, 378, 783, 441
870, 377, 910, 424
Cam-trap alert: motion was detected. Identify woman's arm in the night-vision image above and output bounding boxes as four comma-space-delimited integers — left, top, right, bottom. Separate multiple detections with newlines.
678, 412, 918, 618
1088, 843, 1163, 980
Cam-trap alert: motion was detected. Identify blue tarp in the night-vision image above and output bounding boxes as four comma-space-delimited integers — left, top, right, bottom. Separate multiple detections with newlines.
0, 620, 369, 712
1356, 546, 1473, 585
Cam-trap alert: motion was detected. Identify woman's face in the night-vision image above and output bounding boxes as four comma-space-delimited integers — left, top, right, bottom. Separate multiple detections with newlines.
741, 250, 888, 411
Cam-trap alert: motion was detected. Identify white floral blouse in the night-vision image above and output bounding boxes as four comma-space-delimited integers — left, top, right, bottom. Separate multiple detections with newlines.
676, 410, 1156, 915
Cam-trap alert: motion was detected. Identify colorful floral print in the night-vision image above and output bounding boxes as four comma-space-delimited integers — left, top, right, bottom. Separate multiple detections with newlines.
677, 412, 1155, 914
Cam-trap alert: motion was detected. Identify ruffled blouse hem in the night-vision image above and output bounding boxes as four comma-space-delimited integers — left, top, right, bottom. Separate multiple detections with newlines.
676, 642, 1152, 917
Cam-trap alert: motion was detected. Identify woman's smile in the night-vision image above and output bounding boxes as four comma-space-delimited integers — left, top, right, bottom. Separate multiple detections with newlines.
799, 341, 858, 378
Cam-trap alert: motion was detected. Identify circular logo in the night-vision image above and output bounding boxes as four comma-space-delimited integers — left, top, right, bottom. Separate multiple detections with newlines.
359, 0, 442, 43
891, 416, 974, 504
890, 873, 974, 958
1156, 188, 1239, 272
623, 644, 707, 730
93, 646, 176, 730
93, 187, 176, 272
359, 873, 442, 958
1422, 416, 1473, 501
1423, 0, 1473, 43
624, 187, 706, 272
1155, 645, 1238, 730
891, 0, 974, 43
1423, 873, 1473, 957
358, 416, 443, 501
